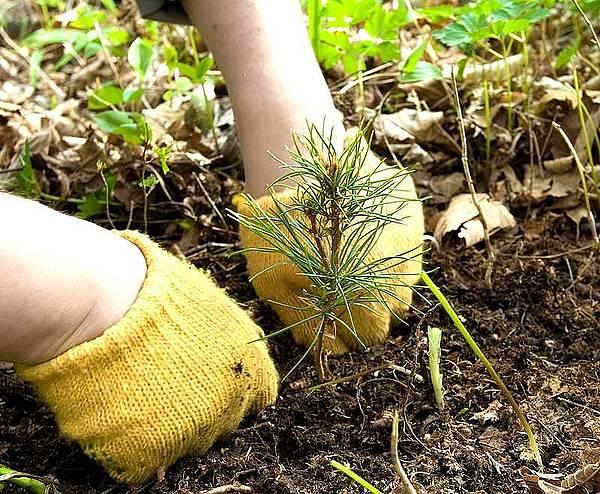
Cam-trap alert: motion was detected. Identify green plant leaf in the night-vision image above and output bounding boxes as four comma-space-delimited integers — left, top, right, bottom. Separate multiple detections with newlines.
69, 8, 108, 30
83, 40, 102, 58
93, 110, 150, 144
307, 0, 322, 58
318, 30, 349, 69
140, 174, 159, 188
23, 28, 85, 48
123, 85, 145, 104
77, 194, 103, 219
16, 141, 41, 197
323, 0, 379, 25
128, 37, 154, 78
492, 18, 531, 36
417, 5, 456, 23
582, 0, 600, 15
29, 49, 43, 88
555, 39, 580, 69
76, 174, 116, 219
175, 76, 193, 92
365, 3, 411, 40
195, 56, 213, 80
433, 13, 491, 47
153, 144, 172, 174
100, 0, 117, 11
88, 83, 124, 110
399, 61, 442, 82
401, 41, 427, 74
102, 27, 130, 46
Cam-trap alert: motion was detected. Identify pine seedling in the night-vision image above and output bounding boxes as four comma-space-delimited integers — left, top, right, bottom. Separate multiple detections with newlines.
232, 124, 421, 382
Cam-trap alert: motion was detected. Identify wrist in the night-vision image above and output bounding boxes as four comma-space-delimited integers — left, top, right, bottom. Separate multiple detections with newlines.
0, 194, 146, 364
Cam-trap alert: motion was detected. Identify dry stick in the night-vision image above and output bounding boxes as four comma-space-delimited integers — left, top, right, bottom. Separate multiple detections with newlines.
311, 317, 328, 383
93, 21, 125, 89
551, 122, 599, 244
98, 165, 117, 230
450, 67, 495, 287
306, 363, 424, 392
570, 0, 600, 51
391, 411, 418, 494
200, 485, 252, 494
0, 27, 65, 99
194, 172, 231, 237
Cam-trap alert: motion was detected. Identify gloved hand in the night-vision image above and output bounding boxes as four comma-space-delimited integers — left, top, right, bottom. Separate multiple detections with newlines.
237, 129, 424, 354
17, 231, 279, 484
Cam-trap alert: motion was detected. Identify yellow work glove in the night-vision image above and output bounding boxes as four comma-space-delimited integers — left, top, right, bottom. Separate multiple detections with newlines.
237, 129, 424, 354
17, 231, 278, 484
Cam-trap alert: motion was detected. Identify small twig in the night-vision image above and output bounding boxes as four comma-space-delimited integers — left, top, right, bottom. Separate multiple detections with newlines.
140, 130, 152, 234
555, 395, 600, 415
391, 411, 418, 494
497, 243, 596, 259
307, 363, 423, 391
126, 200, 135, 230
97, 164, 116, 230
93, 21, 124, 89
200, 485, 252, 494
450, 67, 495, 287
194, 172, 231, 238
0, 26, 65, 98
552, 122, 599, 244
569, 0, 600, 51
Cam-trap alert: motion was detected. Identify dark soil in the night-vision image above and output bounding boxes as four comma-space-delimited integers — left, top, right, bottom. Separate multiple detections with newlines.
1, 206, 598, 493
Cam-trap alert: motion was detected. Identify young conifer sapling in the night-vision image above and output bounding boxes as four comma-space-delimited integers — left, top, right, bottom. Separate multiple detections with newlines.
232, 124, 421, 382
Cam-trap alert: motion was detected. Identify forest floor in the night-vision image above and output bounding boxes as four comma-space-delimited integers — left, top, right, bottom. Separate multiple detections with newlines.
1, 196, 598, 493
1, 2, 600, 493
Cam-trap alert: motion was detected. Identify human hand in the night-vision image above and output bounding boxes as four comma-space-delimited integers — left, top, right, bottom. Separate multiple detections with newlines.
17, 231, 279, 484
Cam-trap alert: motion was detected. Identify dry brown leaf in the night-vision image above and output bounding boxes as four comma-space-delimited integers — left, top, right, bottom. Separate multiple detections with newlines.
478, 426, 508, 451
472, 400, 502, 424
434, 193, 516, 247
429, 171, 465, 201
0, 80, 34, 105
521, 464, 600, 494
566, 206, 589, 227
490, 165, 525, 202
373, 108, 456, 151
523, 166, 581, 201
534, 77, 578, 112
562, 463, 600, 491
544, 156, 573, 174
523, 218, 546, 241
142, 102, 187, 144
585, 90, 600, 104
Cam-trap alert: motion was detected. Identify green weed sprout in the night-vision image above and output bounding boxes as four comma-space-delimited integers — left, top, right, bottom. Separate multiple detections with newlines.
232, 124, 419, 382
0, 464, 57, 494
421, 271, 542, 467
330, 460, 382, 494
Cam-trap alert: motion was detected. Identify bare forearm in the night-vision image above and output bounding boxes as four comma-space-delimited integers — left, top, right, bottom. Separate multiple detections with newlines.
0, 193, 146, 364
180, 0, 343, 196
